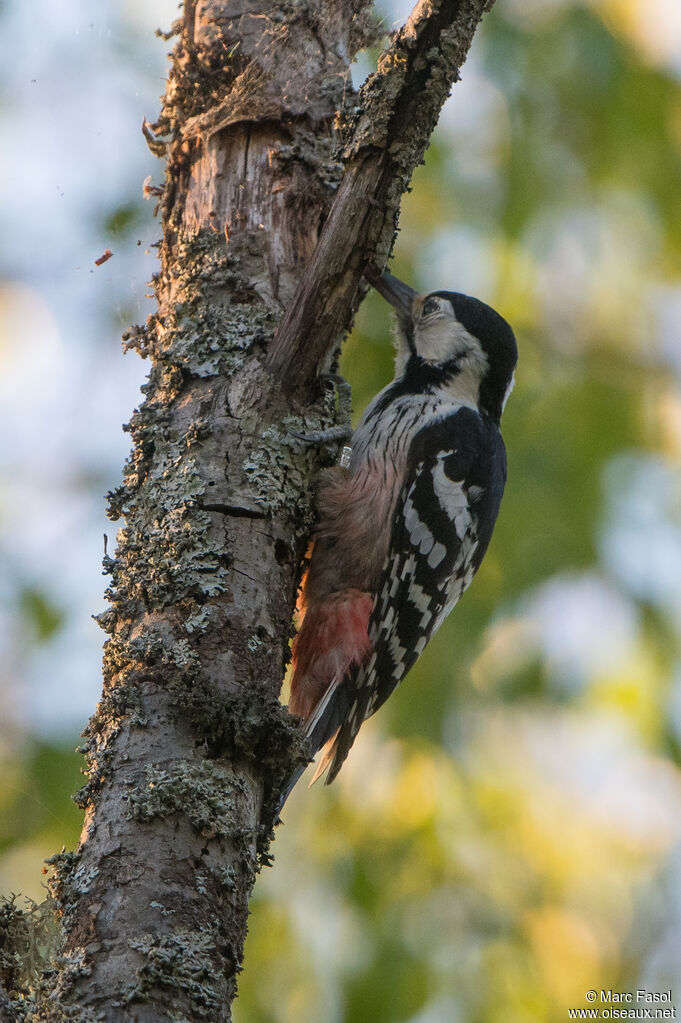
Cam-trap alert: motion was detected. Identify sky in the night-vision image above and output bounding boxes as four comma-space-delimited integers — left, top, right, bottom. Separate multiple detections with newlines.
0, 0, 174, 733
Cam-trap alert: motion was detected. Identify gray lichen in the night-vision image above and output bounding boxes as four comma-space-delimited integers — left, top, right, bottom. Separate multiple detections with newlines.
183, 605, 212, 636
0, 896, 60, 1008
242, 424, 317, 522
155, 241, 274, 378
44, 852, 99, 932
128, 929, 224, 1019
216, 866, 237, 891
149, 902, 176, 918
242, 386, 342, 525
126, 760, 238, 840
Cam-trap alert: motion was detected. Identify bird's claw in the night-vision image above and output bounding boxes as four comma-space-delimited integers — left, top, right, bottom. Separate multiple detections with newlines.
290, 373, 352, 446
290, 424, 352, 445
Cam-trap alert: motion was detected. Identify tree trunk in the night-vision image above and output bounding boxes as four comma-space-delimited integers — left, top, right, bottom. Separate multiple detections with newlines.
0, 1, 495, 1019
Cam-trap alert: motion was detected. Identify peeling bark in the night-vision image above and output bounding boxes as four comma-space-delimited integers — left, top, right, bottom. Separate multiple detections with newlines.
1, 0, 495, 1019
268, 0, 497, 391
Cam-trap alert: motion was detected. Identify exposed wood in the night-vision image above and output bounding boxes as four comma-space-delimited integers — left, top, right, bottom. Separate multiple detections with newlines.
267, 0, 496, 392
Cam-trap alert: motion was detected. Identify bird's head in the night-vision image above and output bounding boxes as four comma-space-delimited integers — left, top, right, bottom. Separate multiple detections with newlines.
368, 268, 518, 423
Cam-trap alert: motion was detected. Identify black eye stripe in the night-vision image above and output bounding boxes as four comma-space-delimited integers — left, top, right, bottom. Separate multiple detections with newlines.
422, 298, 439, 316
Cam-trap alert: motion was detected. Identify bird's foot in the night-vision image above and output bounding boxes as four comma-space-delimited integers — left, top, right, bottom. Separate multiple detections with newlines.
290, 424, 352, 444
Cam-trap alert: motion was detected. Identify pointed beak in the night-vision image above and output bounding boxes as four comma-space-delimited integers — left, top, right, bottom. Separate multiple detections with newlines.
364, 266, 417, 323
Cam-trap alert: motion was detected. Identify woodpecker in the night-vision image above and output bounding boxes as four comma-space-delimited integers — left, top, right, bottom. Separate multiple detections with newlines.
285, 268, 517, 801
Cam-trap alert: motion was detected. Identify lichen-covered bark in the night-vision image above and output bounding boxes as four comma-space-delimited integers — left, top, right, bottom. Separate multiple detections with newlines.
38, 4, 372, 1019
1, 1, 495, 1019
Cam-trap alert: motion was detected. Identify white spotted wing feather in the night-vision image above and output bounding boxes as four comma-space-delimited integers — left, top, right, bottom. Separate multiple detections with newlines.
324, 407, 507, 783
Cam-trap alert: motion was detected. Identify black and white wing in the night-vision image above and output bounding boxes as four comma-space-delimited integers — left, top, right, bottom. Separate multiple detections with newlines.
321, 406, 507, 783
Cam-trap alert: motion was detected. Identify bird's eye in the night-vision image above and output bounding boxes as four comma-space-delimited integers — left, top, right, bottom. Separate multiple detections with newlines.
422, 298, 439, 316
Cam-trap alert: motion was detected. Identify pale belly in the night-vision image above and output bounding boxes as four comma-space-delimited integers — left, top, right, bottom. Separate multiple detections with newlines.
304, 391, 474, 604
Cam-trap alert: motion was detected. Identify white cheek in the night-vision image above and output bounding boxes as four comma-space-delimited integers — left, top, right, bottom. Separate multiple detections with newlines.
416, 319, 472, 363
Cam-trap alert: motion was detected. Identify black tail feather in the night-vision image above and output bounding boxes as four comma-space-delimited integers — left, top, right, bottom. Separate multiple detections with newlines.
276, 680, 353, 815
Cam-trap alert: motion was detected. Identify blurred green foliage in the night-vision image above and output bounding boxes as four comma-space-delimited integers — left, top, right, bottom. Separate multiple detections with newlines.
2, 0, 681, 1019
18, 587, 65, 645
0, 743, 83, 902
103, 202, 145, 239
